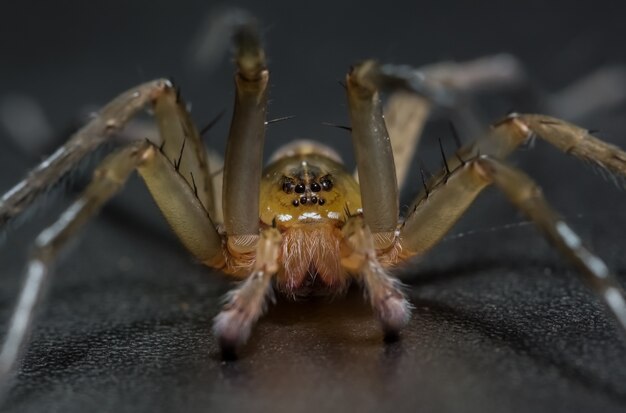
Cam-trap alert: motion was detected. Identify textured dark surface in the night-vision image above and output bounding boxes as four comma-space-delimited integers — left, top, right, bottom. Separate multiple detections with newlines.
1, 1, 626, 412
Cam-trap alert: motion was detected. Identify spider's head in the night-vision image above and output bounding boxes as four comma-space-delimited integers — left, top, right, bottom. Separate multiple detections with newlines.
260, 141, 362, 226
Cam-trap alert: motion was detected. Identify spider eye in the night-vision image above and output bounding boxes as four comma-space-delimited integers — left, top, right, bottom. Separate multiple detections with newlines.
295, 183, 306, 193
320, 176, 333, 191
310, 182, 321, 192
282, 180, 294, 193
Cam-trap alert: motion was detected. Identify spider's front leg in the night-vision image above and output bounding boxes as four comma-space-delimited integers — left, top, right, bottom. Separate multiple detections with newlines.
222, 21, 268, 241
343, 62, 411, 336
346, 62, 399, 250
212, 19, 273, 351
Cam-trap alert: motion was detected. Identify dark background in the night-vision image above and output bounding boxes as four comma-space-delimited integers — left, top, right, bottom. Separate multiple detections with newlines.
1, 1, 626, 412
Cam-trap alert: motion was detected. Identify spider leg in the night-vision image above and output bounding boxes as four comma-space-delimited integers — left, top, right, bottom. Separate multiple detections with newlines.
341, 216, 411, 337
377, 58, 626, 194
476, 157, 626, 331
406, 113, 626, 206
384, 91, 430, 192
0, 137, 225, 388
0, 75, 224, 261
399, 158, 490, 255
0, 80, 171, 227
346, 62, 399, 248
398, 155, 626, 332
346, 57, 528, 247
384, 54, 528, 191
500, 114, 626, 181
0, 142, 152, 388
136, 144, 223, 267
91, 117, 226, 224
213, 227, 282, 353
153, 82, 216, 220
222, 19, 268, 249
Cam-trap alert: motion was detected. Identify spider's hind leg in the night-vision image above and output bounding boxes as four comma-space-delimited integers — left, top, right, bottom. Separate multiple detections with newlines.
397, 155, 626, 333
476, 156, 626, 330
0, 142, 153, 386
0, 134, 225, 387
0, 80, 169, 227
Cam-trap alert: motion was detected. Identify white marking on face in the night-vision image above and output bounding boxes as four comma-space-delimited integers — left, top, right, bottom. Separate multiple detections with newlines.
555, 221, 582, 249
276, 214, 293, 222
298, 212, 321, 221
327, 211, 340, 220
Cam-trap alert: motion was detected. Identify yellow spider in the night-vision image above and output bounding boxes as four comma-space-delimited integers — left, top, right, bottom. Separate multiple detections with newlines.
0, 11, 625, 384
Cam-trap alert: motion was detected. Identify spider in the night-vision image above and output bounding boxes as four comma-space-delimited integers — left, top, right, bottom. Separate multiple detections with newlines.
0, 10, 626, 387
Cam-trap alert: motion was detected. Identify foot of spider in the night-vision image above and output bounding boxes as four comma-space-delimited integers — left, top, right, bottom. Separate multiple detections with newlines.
213, 305, 256, 356
373, 289, 412, 339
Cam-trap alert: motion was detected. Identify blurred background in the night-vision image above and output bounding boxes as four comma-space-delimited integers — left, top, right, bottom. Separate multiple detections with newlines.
1, 1, 626, 412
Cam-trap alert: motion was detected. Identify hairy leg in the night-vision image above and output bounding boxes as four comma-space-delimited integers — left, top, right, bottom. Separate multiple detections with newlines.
480, 157, 626, 329
398, 155, 626, 332
399, 133, 616, 255
213, 227, 282, 352
384, 54, 528, 191
341, 216, 411, 337
137, 144, 223, 267
153, 83, 216, 219
0, 80, 170, 226
0, 142, 153, 388
348, 55, 528, 249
